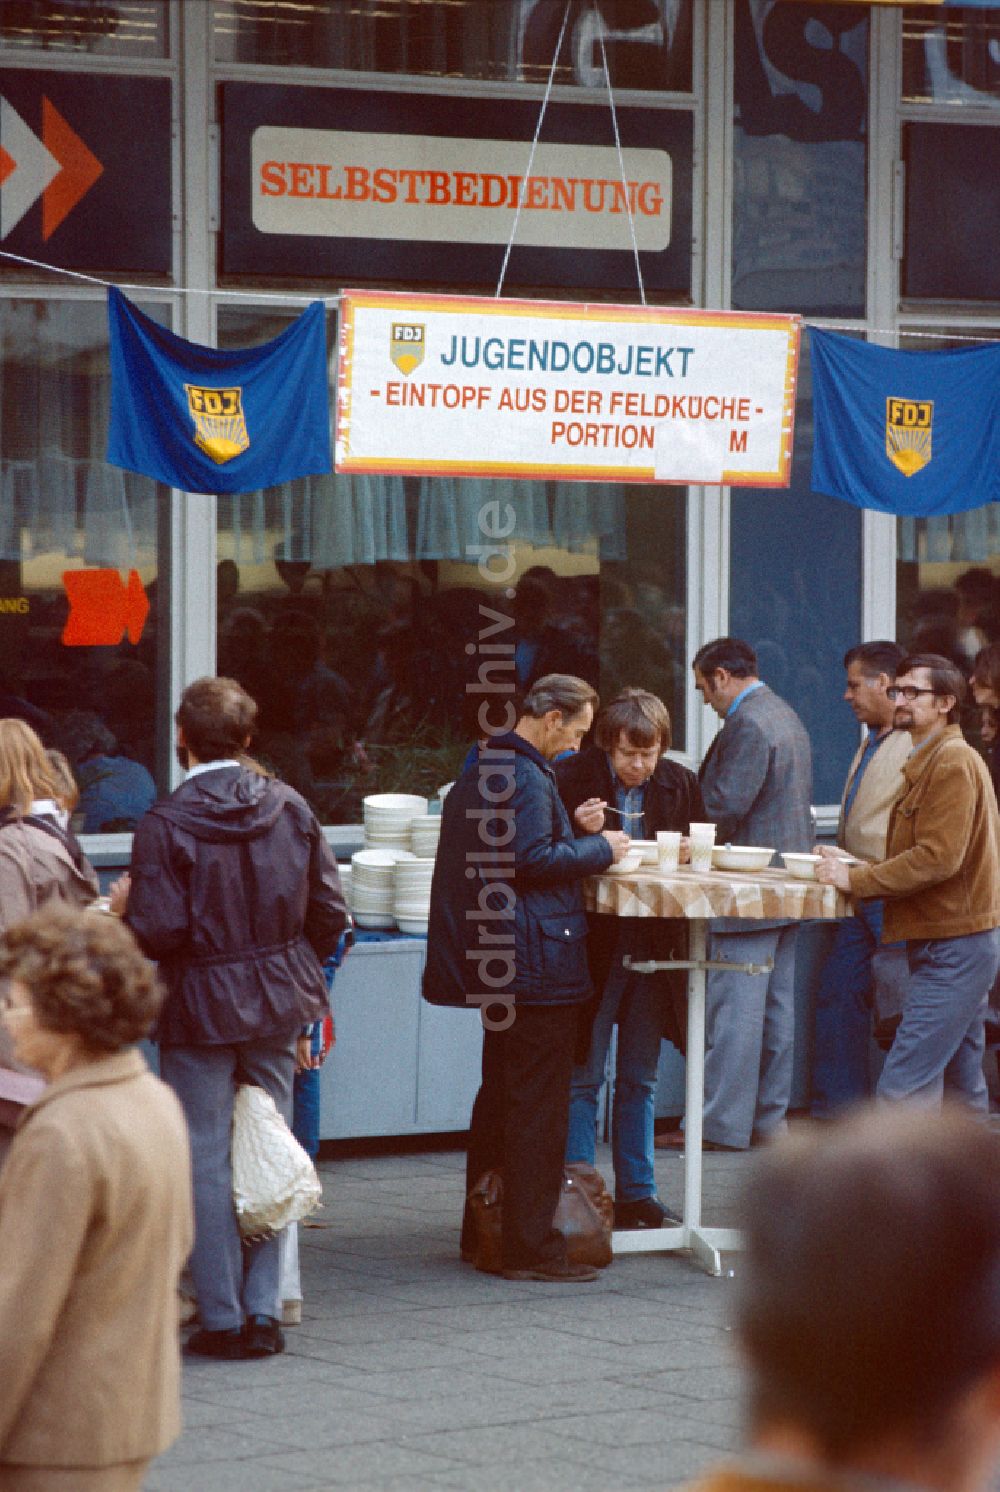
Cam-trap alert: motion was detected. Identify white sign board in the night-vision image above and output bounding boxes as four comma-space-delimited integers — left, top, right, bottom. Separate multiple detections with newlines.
336, 291, 800, 487
253, 129, 672, 252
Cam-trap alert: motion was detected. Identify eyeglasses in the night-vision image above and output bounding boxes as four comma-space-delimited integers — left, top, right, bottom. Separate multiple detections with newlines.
886, 686, 937, 702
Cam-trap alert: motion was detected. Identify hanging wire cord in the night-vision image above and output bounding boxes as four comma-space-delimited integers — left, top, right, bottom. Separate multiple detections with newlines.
494, 0, 572, 299
594, 0, 646, 306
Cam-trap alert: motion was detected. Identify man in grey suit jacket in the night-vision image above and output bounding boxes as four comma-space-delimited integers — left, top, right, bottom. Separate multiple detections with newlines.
680, 637, 813, 1150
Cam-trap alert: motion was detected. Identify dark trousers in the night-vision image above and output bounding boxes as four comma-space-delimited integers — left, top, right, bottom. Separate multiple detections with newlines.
463, 1002, 578, 1270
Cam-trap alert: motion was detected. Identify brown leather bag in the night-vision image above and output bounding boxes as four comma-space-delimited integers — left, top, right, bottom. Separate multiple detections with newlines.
466, 1162, 614, 1274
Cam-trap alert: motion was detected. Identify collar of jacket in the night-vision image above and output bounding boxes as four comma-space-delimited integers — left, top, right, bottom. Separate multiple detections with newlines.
489, 729, 554, 776
19, 1047, 148, 1127
901, 722, 965, 788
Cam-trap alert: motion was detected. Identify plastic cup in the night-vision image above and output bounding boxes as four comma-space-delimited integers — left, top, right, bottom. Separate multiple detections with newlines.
656, 830, 682, 872
688, 822, 717, 872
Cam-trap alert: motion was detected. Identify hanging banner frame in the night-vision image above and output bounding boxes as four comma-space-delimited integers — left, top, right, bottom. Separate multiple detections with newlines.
335, 291, 800, 488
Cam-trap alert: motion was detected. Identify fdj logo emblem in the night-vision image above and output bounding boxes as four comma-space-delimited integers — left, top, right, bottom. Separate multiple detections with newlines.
390, 323, 425, 376
184, 385, 249, 466
886, 397, 933, 479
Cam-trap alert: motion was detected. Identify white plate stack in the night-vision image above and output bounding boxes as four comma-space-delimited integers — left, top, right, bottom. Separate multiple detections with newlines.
363, 792, 429, 851
393, 857, 435, 936
350, 848, 415, 929
409, 814, 442, 858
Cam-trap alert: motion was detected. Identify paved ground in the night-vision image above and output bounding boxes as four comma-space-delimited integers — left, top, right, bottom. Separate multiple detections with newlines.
145, 1139, 748, 1492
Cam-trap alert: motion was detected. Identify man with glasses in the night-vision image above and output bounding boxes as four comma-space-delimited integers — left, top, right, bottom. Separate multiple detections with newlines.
818, 653, 1000, 1108
811, 641, 910, 1117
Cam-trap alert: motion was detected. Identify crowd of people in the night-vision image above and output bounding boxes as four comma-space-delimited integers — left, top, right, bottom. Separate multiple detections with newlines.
0, 637, 999, 1485
426, 637, 1000, 1283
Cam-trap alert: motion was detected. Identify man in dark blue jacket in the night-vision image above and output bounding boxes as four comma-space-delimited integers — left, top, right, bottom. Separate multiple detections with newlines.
423, 674, 629, 1282
116, 676, 348, 1359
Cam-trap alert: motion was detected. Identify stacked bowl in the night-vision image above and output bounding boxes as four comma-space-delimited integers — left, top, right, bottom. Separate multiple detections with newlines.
363, 793, 429, 852
393, 857, 436, 936
410, 814, 442, 858
350, 848, 415, 929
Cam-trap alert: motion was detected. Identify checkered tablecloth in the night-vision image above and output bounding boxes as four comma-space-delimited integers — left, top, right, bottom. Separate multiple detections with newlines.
583, 864, 851, 922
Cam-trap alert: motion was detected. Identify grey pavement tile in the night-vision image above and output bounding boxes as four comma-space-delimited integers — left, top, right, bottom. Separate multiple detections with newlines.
528, 1380, 674, 1417
314, 1365, 535, 1403
186, 1378, 393, 1418
365, 1391, 592, 1437
543, 1406, 710, 1449
607, 1377, 748, 1428
296, 1337, 488, 1373
144, 1457, 321, 1492
251, 1442, 460, 1484
571, 1434, 724, 1483
378, 1421, 604, 1467
608, 1364, 742, 1402
156, 1143, 752, 1491
401, 1457, 639, 1492
585, 1341, 741, 1377
488, 1346, 676, 1388
151, 1426, 292, 1467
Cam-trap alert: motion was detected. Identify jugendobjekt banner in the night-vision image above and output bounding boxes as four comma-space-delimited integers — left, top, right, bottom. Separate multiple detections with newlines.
335, 292, 800, 487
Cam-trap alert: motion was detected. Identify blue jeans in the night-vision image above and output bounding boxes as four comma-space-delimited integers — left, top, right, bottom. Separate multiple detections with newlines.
811, 900, 891, 1117
877, 929, 1000, 1109
292, 1023, 324, 1160
565, 966, 663, 1201
161, 1035, 295, 1331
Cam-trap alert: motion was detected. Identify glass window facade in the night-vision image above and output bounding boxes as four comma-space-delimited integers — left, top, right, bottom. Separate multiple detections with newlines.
0, 0, 170, 57
731, 0, 869, 319
0, 299, 169, 828
212, 0, 693, 91
2, 0, 999, 835
729, 335, 863, 809
895, 329, 1000, 684
215, 303, 687, 823
901, 5, 1000, 107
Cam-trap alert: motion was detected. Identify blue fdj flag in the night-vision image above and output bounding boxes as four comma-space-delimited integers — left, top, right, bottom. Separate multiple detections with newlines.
809, 326, 1000, 517
107, 287, 332, 494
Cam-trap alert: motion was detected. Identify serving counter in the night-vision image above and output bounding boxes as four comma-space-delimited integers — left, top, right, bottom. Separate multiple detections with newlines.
318, 932, 482, 1139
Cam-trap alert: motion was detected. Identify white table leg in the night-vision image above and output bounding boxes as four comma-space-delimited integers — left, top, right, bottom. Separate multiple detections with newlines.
612, 919, 741, 1274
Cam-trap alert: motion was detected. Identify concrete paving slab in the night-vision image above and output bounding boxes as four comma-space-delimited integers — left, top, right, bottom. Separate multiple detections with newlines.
144, 1140, 744, 1491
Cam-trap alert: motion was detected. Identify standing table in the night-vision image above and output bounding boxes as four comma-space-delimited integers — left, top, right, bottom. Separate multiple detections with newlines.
583, 863, 852, 1275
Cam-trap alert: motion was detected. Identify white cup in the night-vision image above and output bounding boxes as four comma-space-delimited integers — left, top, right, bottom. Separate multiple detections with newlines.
688, 822, 717, 872
656, 830, 682, 872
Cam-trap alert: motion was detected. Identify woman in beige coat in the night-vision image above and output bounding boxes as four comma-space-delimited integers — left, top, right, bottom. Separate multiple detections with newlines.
0, 905, 193, 1492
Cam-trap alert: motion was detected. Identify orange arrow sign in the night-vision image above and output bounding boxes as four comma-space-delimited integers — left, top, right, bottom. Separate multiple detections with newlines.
41, 97, 103, 241
62, 569, 149, 648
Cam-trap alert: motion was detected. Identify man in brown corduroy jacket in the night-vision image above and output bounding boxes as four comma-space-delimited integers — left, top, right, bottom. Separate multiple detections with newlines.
818, 652, 1000, 1109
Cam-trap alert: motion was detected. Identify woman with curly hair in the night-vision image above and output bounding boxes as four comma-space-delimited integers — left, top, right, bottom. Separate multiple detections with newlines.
0, 905, 192, 1491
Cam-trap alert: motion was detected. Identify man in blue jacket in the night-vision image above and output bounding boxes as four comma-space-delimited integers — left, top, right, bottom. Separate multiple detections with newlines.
116, 676, 348, 1359
423, 674, 629, 1282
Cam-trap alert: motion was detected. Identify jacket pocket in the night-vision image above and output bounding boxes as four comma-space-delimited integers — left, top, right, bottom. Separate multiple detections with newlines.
535, 910, 590, 989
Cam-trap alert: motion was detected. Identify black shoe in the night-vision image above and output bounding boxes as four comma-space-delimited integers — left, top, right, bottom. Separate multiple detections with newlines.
243, 1314, 285, 1357
502, 1259, 599, 1282
614, 1196, 681, 1230
185, 1327, 247, 1360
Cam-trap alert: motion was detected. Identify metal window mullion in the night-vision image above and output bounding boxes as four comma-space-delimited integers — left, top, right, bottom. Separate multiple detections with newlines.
864, 4, 903, 644
167, 0, 216, 790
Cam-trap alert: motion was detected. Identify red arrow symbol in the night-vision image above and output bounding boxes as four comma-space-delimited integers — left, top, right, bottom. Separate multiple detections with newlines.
41, 97, 103, 241
62, 569, 149, 648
